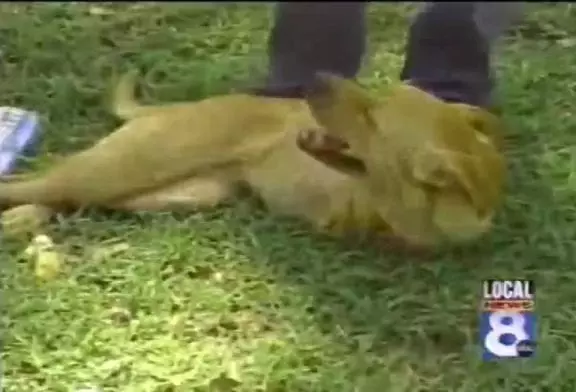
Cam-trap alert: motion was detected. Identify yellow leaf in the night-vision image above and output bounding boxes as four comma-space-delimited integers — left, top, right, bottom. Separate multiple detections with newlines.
35, 251, 62, 280
168, 313, 187, 336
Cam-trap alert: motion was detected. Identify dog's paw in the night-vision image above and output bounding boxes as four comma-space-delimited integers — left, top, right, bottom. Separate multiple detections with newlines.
296, 128, 348, 153
297, 128, 366, 176
1, 204, 53, 239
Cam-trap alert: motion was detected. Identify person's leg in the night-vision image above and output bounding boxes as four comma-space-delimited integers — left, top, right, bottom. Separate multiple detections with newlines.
253, 2, 368, 98
253, 2, 524, 104
400, 2, 525, 108
473, 2, 525, 43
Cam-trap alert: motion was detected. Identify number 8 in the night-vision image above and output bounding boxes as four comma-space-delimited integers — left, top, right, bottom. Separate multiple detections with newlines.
484, 312, 528, 357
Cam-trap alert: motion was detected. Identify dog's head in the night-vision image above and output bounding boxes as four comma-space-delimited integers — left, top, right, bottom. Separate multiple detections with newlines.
298, 72, 506, 245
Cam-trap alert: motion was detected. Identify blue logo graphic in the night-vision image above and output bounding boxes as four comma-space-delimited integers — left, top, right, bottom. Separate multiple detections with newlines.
480, 279, 536, 360
480, 311, 536, 360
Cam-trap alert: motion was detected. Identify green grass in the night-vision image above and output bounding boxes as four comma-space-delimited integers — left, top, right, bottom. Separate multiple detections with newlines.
2, 3, 576, 391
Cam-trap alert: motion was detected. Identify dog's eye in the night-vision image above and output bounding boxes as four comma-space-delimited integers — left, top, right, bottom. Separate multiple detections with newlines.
474, 130, 492, 145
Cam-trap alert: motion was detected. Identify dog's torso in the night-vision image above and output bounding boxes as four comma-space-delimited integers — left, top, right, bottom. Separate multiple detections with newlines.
0, 93, 387, 238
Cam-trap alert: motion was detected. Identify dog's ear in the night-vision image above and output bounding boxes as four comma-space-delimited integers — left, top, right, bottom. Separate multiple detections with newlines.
304, 72, 378, 146
411, 144, 503, 216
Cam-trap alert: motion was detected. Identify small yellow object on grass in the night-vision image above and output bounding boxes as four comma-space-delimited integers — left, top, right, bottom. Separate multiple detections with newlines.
168, 313, 188, 337
22, 234, 64, 281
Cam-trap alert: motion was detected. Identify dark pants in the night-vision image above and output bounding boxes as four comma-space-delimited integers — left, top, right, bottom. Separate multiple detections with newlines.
255, 2, 524, 108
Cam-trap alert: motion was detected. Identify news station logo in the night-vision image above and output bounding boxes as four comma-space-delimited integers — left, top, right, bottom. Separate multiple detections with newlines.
480, 279, 536, 361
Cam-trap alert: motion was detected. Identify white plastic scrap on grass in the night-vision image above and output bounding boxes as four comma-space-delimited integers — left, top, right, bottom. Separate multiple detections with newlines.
0, 106, 41, 176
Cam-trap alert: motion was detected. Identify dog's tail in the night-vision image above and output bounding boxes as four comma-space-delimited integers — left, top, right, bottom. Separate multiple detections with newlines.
111, 70, 147, 120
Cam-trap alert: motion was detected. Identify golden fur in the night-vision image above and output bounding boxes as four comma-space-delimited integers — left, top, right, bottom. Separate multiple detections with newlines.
0, 72, 506, 247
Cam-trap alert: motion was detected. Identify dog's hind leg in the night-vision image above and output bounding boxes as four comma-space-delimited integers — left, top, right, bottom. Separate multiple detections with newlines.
1, 204, 54, 239
112, 176, 236, 212
0, 175, 236, 238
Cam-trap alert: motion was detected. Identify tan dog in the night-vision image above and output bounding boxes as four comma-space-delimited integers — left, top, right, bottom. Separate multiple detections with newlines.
0, 72, 506, 248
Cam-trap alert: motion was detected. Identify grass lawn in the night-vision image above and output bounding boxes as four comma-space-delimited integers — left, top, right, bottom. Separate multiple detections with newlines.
2, 3, 576, 391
